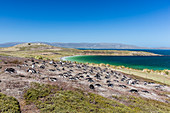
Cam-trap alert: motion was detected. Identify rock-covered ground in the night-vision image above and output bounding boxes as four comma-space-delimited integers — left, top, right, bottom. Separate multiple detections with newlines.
0, 56, 170, 112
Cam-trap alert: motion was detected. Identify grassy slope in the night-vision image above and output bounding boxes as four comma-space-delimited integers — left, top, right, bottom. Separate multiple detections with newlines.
0, 43, 157, 60
0, 93, 20, 113
24, 83, 170, 113
115, 68, 170, 85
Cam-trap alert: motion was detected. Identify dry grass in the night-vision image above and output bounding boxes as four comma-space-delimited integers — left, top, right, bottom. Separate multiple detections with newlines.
116, 68, 170, 85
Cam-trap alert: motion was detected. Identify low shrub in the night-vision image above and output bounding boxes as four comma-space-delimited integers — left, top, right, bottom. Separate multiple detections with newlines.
24, 83, 170, 113
0, 93, 20, 113
112, 95, 170, 113
35, 56, 43, 60
8, 60, 22, 64
24, 83, 135, 113
24, 83, 58, 104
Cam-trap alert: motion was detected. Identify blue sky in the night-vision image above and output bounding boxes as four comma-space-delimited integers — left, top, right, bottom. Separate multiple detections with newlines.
0, 0, 170, 47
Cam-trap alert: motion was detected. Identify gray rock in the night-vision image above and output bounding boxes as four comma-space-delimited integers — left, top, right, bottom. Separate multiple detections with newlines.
89, 84, 95, 89
130, 89, 138, 93
95, 84, 102, 87
142, 90, 149, 93
40, 65, 45, 69
107, 84, 114, 87
119, 85, 127, 88
5, 68, 15, 73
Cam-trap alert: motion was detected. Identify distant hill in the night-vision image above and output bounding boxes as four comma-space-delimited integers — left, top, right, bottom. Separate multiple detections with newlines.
48, 42, 148, 49
154, 47, 170, 49
0, 42, 145, 49
0, 42, 169, 49
0, 43, 62, 51
0, 42, 25, 47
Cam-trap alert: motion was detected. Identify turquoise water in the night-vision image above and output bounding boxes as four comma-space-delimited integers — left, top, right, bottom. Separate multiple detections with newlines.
66, 55, 170, 70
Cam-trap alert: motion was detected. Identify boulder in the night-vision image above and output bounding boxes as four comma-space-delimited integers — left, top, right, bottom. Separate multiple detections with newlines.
142, 90, 149, 93
119, 85, 127, 88
49, 69, 56, 72
106, 80, 111, 83
95, 84, 101, 87
86, 78, 94, 83
49, 77, 57, 82
113, 80, 119, 82
130, 89, 138, 93
86, 75, 90, 77
89, 84, 95, 89
27, 68, 36, 73
40, 65, 45, 69
49, 61, 54, 65
107, 84, 114, 87
53, 65, 57, 67
79, 75, 84, 78
5, 68, 15, 73
105, 75, 110, 79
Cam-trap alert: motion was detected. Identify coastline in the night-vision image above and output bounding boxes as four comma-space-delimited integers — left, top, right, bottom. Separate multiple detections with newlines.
60, 55, 84, 61
61, 55, 170, 70
60, 56, 68, 61
60, 55, 170, 85
60, 53, 163, 61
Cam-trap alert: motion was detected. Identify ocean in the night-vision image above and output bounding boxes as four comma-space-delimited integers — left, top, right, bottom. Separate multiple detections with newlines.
65, 49, 170, 70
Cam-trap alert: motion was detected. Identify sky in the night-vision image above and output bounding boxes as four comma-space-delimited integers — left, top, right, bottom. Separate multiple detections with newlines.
0, 0, 170, 47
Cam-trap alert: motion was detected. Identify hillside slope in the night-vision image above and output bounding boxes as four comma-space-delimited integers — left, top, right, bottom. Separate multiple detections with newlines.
0, 43, 158, 61
0, 42, 145, 49
0, 56, 169, 112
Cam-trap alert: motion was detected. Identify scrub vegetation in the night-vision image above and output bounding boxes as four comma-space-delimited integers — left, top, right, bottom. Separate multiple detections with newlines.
112, 95, 170, 113
0, 93, 20, 113
24, 83, 170, 113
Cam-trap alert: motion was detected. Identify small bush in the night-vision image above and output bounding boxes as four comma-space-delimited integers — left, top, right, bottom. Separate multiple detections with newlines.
35, 56, 43, 60
0, 93, 20, 113
8, 60, 22, 64
24, 83, 58, 104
